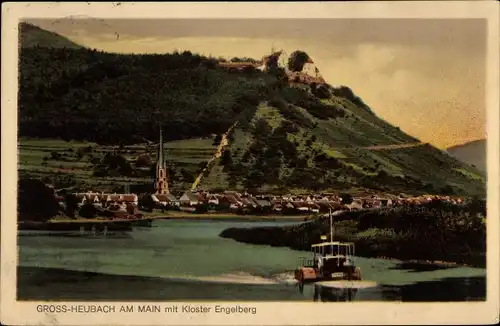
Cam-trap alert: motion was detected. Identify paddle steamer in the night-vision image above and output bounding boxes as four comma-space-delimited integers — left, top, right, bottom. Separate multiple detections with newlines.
294, 210, 362, 284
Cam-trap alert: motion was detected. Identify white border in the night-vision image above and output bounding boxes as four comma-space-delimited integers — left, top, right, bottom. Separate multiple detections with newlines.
2, 2, 499, 325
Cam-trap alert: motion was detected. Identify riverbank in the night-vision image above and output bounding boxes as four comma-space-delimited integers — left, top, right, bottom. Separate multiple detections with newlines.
219, 201, 487, 268
18, 218, 152, 231
144, 211, 311, 222
18, 212, 307, 231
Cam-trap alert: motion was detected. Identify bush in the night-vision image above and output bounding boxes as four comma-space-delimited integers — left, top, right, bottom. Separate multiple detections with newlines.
277, 104, 314, 129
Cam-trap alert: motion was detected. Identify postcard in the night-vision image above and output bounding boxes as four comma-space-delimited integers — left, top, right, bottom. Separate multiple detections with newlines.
1, 1, 499, 325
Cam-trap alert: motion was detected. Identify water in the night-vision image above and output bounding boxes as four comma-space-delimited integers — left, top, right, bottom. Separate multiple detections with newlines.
17, 220, 486, 301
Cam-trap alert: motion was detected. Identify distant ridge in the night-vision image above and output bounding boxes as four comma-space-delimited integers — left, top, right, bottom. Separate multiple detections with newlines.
19, 22, 83, 49
447, 139, 486, 172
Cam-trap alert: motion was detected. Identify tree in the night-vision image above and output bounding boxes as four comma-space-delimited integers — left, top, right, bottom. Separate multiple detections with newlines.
64, 193, 80, 218
138, 194, 155, 212
18, 178, 60, 221
78, 202, 98, 218
221, 149, 233, 167
340, 193, 353, 205
287, 50, 311, 72
213, 134, 222, 145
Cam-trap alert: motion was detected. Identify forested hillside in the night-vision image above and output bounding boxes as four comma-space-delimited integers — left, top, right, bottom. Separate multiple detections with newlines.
17, 23, 486, 196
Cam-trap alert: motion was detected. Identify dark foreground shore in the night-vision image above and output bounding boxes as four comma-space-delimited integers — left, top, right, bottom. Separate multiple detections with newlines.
17, 266, 485, 302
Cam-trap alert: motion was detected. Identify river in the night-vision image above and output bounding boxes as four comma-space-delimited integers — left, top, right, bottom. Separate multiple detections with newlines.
17, 219, 486, 302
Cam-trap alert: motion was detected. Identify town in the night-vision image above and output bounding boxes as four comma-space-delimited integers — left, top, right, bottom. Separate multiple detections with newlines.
65, 189, 467, 218
50, 129, 468, 222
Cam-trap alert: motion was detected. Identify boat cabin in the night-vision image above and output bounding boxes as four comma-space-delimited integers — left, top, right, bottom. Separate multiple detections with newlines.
311, 241, 356, 270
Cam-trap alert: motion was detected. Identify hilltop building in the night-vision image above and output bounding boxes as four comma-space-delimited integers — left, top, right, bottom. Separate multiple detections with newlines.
155, 129, 169, 194
217, 49, 326, 85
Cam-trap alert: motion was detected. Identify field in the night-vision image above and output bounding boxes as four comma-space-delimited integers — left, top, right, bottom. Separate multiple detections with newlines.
18, 137, 219, 193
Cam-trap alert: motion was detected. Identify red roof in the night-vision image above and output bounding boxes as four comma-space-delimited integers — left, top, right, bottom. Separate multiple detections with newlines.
122, 195, 137, 202
155, 194, 170, 202
224, 195, 240, 204
108, 195, 121, 201
195, 193, 207, 201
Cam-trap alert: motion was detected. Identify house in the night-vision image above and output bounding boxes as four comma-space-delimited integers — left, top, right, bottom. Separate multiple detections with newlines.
73, 192, 96, 207
224, 191, 244, 202
309, 203, 320, 214
122, 194, 139, 206
241, 197, 257, 209
316, 201, 333, 213
271, 200, 283, 213
152, 193, 179, 207
97, 193, 109, 204
206, 194, 219, 206
255, 198, 272, 211
293, 202, 310, 214
179, 191, 201, 206
346, 200, 363, 211
195, 192, 208, 204
380, 199, 391, 207
222, 194, 243, 211
106, 194, 122, 205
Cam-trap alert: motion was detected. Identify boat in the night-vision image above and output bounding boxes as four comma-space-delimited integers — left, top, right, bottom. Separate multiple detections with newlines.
294, 209, 362, 284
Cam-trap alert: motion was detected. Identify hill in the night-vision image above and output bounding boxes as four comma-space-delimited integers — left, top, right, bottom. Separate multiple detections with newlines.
19, 22, 83, 49
17, 24, 486, 196
447, 139, 486, 173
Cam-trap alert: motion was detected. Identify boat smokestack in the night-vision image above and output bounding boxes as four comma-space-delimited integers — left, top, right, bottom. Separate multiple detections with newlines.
329, 209, 333, 242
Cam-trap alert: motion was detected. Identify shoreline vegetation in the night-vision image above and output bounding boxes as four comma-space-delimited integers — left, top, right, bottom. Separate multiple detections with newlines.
219, 200, 486, 269
18, 213, 308, 231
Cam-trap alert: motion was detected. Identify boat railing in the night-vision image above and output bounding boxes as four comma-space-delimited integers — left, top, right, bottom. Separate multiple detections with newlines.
297, 256, 315, 268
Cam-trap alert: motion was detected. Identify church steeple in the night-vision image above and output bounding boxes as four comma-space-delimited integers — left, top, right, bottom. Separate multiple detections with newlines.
155, 128, 168, 194
157, 129, 165, 170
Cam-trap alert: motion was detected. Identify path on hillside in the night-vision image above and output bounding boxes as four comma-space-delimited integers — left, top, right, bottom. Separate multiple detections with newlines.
332, 142, 425, 151
190, 122, 239, 191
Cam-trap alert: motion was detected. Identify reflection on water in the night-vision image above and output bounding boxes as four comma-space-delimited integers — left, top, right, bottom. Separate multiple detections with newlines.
310, 276, 486, 302
388, 262, 456, 273
18, 230, 134, 239
313, 285, 359, 302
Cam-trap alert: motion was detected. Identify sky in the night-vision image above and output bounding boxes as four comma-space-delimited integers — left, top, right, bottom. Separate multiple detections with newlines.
26, 18, 487, 149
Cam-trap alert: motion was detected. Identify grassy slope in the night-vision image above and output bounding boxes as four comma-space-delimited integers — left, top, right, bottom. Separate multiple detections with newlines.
203, 98, 485, 196
18, 23, 486, 196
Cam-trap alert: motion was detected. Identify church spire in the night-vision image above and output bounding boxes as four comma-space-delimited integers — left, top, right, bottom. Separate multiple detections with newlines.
157, 128, 165, 169
155, 128, 169, 194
